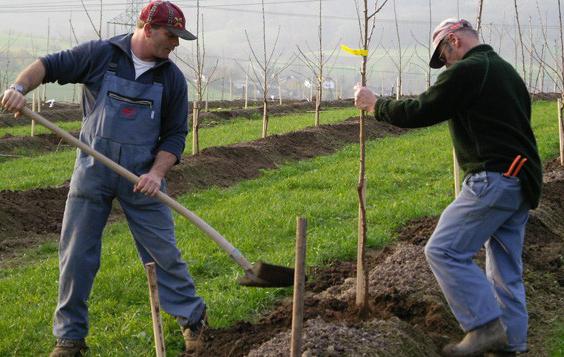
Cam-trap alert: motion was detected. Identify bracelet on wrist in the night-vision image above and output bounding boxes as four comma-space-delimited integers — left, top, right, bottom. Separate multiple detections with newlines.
8, 83, 25, 95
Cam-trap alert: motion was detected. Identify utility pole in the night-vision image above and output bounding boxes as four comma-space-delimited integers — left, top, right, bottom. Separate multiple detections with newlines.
107, 0, 143, 34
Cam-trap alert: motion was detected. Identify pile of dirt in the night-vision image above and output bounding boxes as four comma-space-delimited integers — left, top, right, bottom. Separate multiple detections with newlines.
0, 118, 405, 260
193, 159, 563, 356
0, 186, 68, 255
248, 317, 439, 357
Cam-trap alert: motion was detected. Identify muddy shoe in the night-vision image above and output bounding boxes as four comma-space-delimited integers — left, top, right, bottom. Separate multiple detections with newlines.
181, 312, 208, 355
442, 319, 508, 357
49, 338, 88, 357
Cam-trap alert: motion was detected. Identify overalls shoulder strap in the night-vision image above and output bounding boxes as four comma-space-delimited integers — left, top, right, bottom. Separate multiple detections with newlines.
107, 45, 164, 85
107, 47, 120, 74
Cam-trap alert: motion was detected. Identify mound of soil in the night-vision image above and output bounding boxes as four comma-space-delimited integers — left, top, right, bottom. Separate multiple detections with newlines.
0, 186, 68, 255
192, 160, 563, 357
0, 118, 405, 260
530, 93, 561, 101
197, 99, 354, 125
0, 101, 353, 159
0, 104, 83, 128
248, 317, 439, 357
0, 132, 77, 161
0, 100, 353, 131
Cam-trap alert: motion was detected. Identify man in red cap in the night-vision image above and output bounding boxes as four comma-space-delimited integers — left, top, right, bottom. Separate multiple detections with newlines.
1, 1, 207, 356
354, 18, 542, 356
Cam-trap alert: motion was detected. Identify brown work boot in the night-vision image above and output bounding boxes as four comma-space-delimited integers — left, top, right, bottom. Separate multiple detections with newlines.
442, 319, 508, 356
181, 311, 208, 355
49, 338, 88, 357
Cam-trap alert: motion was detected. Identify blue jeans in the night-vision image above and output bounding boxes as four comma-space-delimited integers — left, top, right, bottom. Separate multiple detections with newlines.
425, 171, 529, 352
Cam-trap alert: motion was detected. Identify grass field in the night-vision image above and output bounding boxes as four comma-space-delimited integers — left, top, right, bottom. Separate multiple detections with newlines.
0, 101, 560, 356
0, 107, 358, 191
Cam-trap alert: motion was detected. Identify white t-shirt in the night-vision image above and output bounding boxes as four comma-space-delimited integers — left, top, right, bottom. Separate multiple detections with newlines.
131, 51, 156, 79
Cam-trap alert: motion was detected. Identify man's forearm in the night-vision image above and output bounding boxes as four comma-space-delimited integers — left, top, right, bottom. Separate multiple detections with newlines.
150, 150, 178, 178
15, 59, 47, 94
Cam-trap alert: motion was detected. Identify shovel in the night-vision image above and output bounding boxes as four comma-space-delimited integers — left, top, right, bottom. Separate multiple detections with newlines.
19, 106, 294, 288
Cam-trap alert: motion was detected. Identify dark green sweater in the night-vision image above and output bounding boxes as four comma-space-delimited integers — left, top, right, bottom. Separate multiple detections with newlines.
375, 44, 542, 208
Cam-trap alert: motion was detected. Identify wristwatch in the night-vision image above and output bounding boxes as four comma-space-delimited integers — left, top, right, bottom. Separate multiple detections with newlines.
9, 83, 25, 95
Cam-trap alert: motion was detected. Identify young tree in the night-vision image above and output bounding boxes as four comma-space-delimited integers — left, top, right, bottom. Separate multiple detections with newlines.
175, 1, 218, 155
80, 0, 103, 40
410, 0, 433, 90
353, 0, 389, 316
296, 0, 339, 126
476, 0, 485, 36
514, 0, 527, 86
245, 0, 295, 138
69, 17, 81, 103
392, 0, 403, 98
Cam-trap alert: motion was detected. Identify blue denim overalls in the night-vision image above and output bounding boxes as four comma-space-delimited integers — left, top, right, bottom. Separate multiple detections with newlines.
53, 51, 205, 339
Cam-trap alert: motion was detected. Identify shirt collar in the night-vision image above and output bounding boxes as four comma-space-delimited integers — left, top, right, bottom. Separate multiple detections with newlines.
109, 33, 171, 68
463, 44, 494, 60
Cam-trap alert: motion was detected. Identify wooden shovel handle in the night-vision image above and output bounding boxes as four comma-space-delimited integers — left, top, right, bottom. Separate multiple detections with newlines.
21, 107, 255, 274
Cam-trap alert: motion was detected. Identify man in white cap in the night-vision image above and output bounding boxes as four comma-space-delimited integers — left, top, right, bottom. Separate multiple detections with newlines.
1, 1, 208, 356
354, 18, 542, 356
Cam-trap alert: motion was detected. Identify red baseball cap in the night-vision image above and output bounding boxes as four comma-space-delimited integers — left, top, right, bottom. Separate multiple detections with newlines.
139, 1, 197, 41
429, 18, 473, 68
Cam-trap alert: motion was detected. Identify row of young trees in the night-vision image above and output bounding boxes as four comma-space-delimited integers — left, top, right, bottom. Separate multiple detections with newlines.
5, 2, 564, 105
1, 1, 562, 311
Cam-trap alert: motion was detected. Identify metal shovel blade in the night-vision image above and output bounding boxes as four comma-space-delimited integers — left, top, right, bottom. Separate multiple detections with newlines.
238, 261, 296, 287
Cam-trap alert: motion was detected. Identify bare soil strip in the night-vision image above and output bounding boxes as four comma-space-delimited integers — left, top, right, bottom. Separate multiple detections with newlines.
0, 118, 404, 261
197, 160, 563, 357
0, 101, 354, 160
0, 100, 354, 130
0, 132, 77, 161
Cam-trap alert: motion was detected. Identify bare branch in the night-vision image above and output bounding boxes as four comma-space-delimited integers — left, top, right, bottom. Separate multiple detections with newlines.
80, 0, 101, 39
266, 26, 282, 69
368, 0, 390, 20
245, 30, 266, 71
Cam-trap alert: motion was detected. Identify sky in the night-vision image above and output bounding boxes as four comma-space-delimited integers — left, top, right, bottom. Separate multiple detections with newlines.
0, 0, 562, 96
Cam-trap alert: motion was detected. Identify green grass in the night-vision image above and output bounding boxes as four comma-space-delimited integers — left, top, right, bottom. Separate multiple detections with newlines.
548, 320, 564, 356
0, 101, 560, 356
0, 120, 83, 138
0, 107, 357, 191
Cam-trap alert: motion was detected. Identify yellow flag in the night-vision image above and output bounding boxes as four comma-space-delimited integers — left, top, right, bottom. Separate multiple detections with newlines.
340, 45, 368, 57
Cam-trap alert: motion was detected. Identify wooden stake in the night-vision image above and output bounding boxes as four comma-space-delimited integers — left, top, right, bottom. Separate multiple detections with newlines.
229, 74, 233, 101
356, 178, 368, 312
278, 76, 283, 106
31, 93, 36, 137
192, 102, 200, 155
37, 88, 42, 113
453, 147, 461, 197
335, 78, 341, 101
144, 262, 166, 357
41, 84, 46, 105
244, 70, 249, 109
309, 79, 314, 102
558, 98, 564, 165
290, 217, 307, 357
262, 100, 269, 138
